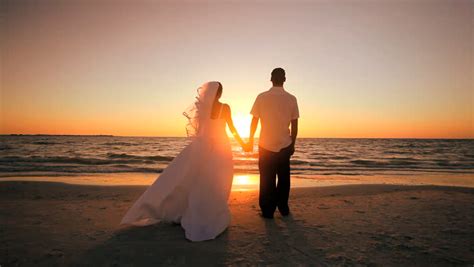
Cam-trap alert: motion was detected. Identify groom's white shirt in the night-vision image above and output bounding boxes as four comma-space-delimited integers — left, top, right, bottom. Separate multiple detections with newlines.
250, 86, 299, 152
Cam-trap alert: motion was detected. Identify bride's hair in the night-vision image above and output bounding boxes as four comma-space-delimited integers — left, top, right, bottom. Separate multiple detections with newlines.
215, 82, 223, 101
184, 81, 222, 137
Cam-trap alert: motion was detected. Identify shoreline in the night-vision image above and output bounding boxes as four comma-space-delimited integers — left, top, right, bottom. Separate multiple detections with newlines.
0, 172, 473, 189
1, 181, 473, 265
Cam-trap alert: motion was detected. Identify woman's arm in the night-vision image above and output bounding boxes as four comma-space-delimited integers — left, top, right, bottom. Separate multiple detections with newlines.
223, 104, 246, 148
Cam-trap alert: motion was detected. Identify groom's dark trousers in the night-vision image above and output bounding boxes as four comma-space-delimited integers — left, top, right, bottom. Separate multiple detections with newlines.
258, 145, 291, 217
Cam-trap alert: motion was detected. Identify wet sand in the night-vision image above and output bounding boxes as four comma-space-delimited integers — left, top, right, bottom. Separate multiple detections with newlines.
1, 181, 473, 266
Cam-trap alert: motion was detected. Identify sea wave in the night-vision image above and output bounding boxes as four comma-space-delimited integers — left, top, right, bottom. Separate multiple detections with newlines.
0, 165, 162, 174
101, 142, 140, 146
106, 153, 174, 161
0, 144, 13, 150
32, 141, 59, 145
0, 155, 173, 166
1, 136, 473, 177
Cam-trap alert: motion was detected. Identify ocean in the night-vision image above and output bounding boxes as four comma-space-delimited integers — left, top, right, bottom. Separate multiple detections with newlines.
1, 135, 473, 178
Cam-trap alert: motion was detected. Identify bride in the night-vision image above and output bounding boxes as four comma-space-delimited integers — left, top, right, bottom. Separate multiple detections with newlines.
121, 81, 247, 242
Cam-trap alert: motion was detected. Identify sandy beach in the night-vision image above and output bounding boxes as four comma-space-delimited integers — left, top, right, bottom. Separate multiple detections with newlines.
1, 180, 473, 266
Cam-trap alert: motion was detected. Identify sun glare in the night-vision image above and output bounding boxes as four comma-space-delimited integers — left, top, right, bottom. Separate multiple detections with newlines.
234, 175, 250, 185
228, 113, 252, 138
232, 175, 259, 191
233, 175, 253, 186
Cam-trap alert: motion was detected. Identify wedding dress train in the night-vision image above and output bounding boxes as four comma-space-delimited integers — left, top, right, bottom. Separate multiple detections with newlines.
121, 82, 233, 242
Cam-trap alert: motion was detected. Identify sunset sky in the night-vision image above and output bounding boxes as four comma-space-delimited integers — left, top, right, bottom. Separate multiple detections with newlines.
1, 0, 473, 138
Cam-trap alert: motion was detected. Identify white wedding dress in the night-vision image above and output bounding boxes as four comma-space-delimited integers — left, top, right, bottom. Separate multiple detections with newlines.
121, 82, 233, 242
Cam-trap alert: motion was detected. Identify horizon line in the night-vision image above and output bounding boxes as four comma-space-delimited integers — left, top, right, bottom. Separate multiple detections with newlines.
1, 134, 473, 140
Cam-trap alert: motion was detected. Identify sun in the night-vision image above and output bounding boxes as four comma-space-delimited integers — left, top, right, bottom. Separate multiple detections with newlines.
228, 113, 252, 138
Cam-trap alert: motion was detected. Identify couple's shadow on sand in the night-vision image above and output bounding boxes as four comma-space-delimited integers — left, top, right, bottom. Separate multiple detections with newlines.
75, 214, 318, 266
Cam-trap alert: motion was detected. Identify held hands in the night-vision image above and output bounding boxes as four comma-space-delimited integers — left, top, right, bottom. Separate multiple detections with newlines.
242, 140, 253, 153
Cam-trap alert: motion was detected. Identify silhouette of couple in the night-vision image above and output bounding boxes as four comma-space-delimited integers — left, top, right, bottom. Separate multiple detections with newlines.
121, 68, 299, 241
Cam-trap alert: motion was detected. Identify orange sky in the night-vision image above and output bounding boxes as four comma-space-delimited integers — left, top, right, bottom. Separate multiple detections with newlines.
1, 1, 473, 138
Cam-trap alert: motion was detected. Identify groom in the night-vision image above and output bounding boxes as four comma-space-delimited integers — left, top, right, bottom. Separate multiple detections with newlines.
246, 68, 299, 219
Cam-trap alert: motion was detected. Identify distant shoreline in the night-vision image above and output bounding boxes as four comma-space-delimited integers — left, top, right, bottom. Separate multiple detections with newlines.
1, 134, 473, 140
1, 134, 115, 137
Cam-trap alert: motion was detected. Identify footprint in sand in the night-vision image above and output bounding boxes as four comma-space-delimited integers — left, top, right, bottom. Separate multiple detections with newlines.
46, 249, 64, 258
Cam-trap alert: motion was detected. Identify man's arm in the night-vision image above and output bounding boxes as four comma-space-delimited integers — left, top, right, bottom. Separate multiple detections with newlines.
289, 119, 298, 155
247, 116, 259, 152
